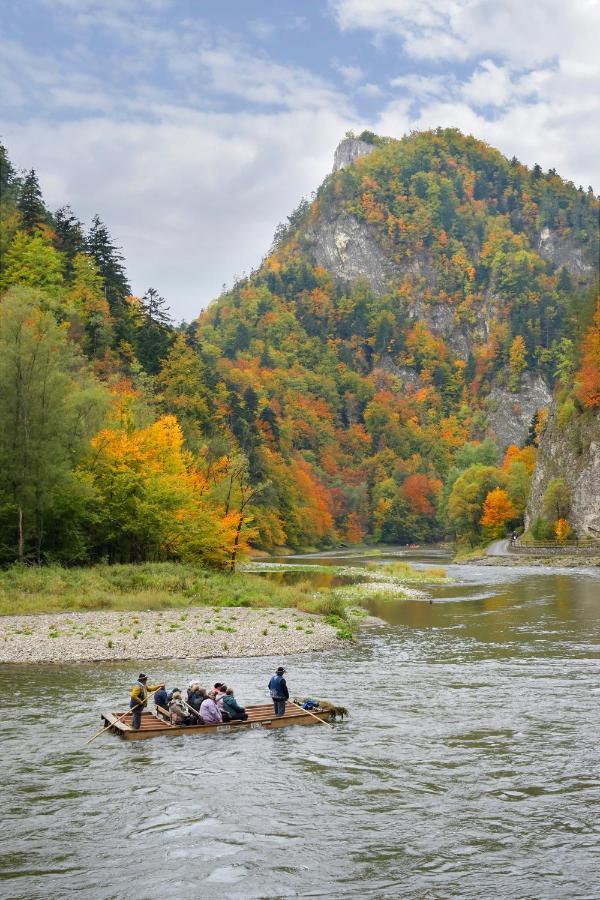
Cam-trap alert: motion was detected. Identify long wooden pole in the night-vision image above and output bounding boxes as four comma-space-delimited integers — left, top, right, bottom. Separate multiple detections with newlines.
180, 697, 204, 722
85, 688, 159, 746
290, 700, 334, 728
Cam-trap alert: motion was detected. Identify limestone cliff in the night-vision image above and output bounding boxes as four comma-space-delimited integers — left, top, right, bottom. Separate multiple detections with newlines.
485, 373, 552, 454
332, 137, 376, 172
526, 400, 600, 537
302, 138, 559, 449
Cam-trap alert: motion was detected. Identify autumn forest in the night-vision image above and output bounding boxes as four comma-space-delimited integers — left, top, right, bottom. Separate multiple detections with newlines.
0, 129, 598, 568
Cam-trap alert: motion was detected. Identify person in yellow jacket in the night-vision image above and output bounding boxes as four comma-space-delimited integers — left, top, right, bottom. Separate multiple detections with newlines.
130, 673, 164, 730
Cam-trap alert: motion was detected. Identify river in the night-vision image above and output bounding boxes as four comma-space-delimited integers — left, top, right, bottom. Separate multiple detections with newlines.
1, 548, 599, 899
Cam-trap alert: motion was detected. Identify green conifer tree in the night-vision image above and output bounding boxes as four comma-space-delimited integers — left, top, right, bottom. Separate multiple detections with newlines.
17, 169, 47, 232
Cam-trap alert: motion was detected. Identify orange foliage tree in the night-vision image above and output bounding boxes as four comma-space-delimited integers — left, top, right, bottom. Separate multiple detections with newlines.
554, 518, 571, 542
480, 487, 517, 538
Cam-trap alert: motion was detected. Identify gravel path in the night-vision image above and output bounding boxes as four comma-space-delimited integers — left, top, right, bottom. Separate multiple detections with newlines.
0, 607, 340, 664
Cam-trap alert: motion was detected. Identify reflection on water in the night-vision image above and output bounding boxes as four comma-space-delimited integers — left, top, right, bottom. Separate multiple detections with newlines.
255, 570, 357, 589
1, 547, 599, 899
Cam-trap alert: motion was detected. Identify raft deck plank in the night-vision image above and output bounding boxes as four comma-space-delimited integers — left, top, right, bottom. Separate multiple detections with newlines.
100, 703, 335, 740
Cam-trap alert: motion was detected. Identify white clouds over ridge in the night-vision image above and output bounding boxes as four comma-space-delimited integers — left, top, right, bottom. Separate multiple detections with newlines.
1, 1, 598, 319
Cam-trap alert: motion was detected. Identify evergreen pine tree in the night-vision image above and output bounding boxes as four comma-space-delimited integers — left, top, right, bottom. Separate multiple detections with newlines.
53, 206, 86, 278
86, 214, 131, 341
134, 287, 174, 374
17, 169, 47, 232
0, 143, 17, 200
142, 286, 172, 327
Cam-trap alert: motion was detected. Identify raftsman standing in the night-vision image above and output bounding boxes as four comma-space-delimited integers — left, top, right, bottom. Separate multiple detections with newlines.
268, 666, 289, 717
130, 673, 164, 730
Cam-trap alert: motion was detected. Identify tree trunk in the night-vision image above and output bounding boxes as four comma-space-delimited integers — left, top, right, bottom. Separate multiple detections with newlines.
18, 506, 24, 563
229, 515, 244, 572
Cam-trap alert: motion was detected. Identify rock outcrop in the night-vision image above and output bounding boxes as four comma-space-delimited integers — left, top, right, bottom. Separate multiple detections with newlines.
332, 137, 376, 172
526, 401, 600, 537
303, 207, 393, 294
537, 227, 596, 282
485, 373, 553, 454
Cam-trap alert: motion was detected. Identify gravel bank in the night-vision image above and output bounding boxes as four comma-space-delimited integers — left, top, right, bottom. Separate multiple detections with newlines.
468, 555, 600, 568
0, 606, 340, 664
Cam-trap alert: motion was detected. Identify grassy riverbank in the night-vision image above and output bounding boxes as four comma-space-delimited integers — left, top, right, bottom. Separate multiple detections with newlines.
0, 562, 344, 618
0, 558, 450, 662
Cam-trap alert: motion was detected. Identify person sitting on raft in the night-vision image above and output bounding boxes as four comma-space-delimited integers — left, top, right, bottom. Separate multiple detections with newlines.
154, 684, 170, 715
168, 690, 195, 726
223, 687, 248, 721
199, 689, 222, 724
213, 683, 232, 721
130, 673, 165, 730
213, 683, 226, 706
186, 683, 207, 712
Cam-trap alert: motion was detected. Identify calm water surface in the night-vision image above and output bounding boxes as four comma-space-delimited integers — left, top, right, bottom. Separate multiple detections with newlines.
1, 548, 599, 899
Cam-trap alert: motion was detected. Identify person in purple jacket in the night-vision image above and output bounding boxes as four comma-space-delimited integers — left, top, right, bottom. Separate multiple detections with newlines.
199, 689, 223, 724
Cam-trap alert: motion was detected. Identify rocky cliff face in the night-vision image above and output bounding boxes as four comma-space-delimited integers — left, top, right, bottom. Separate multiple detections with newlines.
485, 373, 553, 454
303, 139, 559, 448
332, 137, 376, 172
526, 401, 600, 537
537, 226, 596, 282
303, 206, 393, 294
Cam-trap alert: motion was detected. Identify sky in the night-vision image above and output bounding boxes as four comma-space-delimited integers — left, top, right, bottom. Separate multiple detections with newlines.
1, 0, 599, 321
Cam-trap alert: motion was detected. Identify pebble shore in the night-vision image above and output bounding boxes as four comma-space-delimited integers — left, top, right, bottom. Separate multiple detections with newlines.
0, 606, 341, 664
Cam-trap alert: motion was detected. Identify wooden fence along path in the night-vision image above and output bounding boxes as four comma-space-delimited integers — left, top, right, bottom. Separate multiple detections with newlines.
509, 538, 600, 555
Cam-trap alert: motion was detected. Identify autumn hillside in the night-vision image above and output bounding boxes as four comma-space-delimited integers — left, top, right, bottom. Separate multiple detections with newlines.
194, 128, 598, 546
0, 129, 598, 567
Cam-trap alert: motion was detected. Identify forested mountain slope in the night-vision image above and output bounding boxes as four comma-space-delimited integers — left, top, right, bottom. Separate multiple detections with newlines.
194, 128, 598, 546
0, 129, 597, 565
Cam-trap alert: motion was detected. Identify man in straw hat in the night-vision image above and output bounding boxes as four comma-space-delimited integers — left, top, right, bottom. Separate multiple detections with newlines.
130, 673, 164, 730
268, 666, 289, 717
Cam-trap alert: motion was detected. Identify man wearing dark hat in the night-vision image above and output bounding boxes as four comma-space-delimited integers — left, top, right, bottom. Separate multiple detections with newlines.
268, 666, 289, 717
130, 673, 164, 730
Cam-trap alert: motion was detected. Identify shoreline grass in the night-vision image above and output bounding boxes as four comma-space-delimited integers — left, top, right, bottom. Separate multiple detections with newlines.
0, 562, 336, 616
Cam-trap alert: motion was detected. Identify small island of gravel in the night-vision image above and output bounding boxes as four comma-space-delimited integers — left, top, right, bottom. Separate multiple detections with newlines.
0, 557, 447, 664
0, 606, 341, 664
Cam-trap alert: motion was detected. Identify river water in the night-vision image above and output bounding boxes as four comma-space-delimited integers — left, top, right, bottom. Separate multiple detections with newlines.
1, 548, 599, 899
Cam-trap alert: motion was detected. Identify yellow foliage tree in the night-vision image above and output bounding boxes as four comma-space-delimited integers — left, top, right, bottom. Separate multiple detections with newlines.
554, 518, 571, 543
84, 415, 242, 566
508, 335, 527, 391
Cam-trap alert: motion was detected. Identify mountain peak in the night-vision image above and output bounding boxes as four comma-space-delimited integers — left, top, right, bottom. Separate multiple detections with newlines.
332, 135, 377, 172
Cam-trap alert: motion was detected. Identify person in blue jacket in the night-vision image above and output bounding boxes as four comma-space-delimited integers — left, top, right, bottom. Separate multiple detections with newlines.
154, 684, 169, 714
268, 666, 289, 716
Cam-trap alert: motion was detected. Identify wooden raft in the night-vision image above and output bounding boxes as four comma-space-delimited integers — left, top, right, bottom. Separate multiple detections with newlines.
100, 703, 334, 740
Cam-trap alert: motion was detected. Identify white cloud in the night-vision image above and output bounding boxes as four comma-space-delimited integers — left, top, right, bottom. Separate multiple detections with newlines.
3, 105, 353, 320
330, 0, 600, 67
247, 20, 277, 41
333, 0, 599, 189
332, 61, 364, 85
358, 82, 384, 98
2, 0, 598, 326
390, 73, 452, 101
462, 60, 513, 107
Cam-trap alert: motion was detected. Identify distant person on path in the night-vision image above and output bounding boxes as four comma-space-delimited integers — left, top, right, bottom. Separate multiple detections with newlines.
268, 666, 289, 717
200, 689, 223, 724
130, 673, 164, 730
